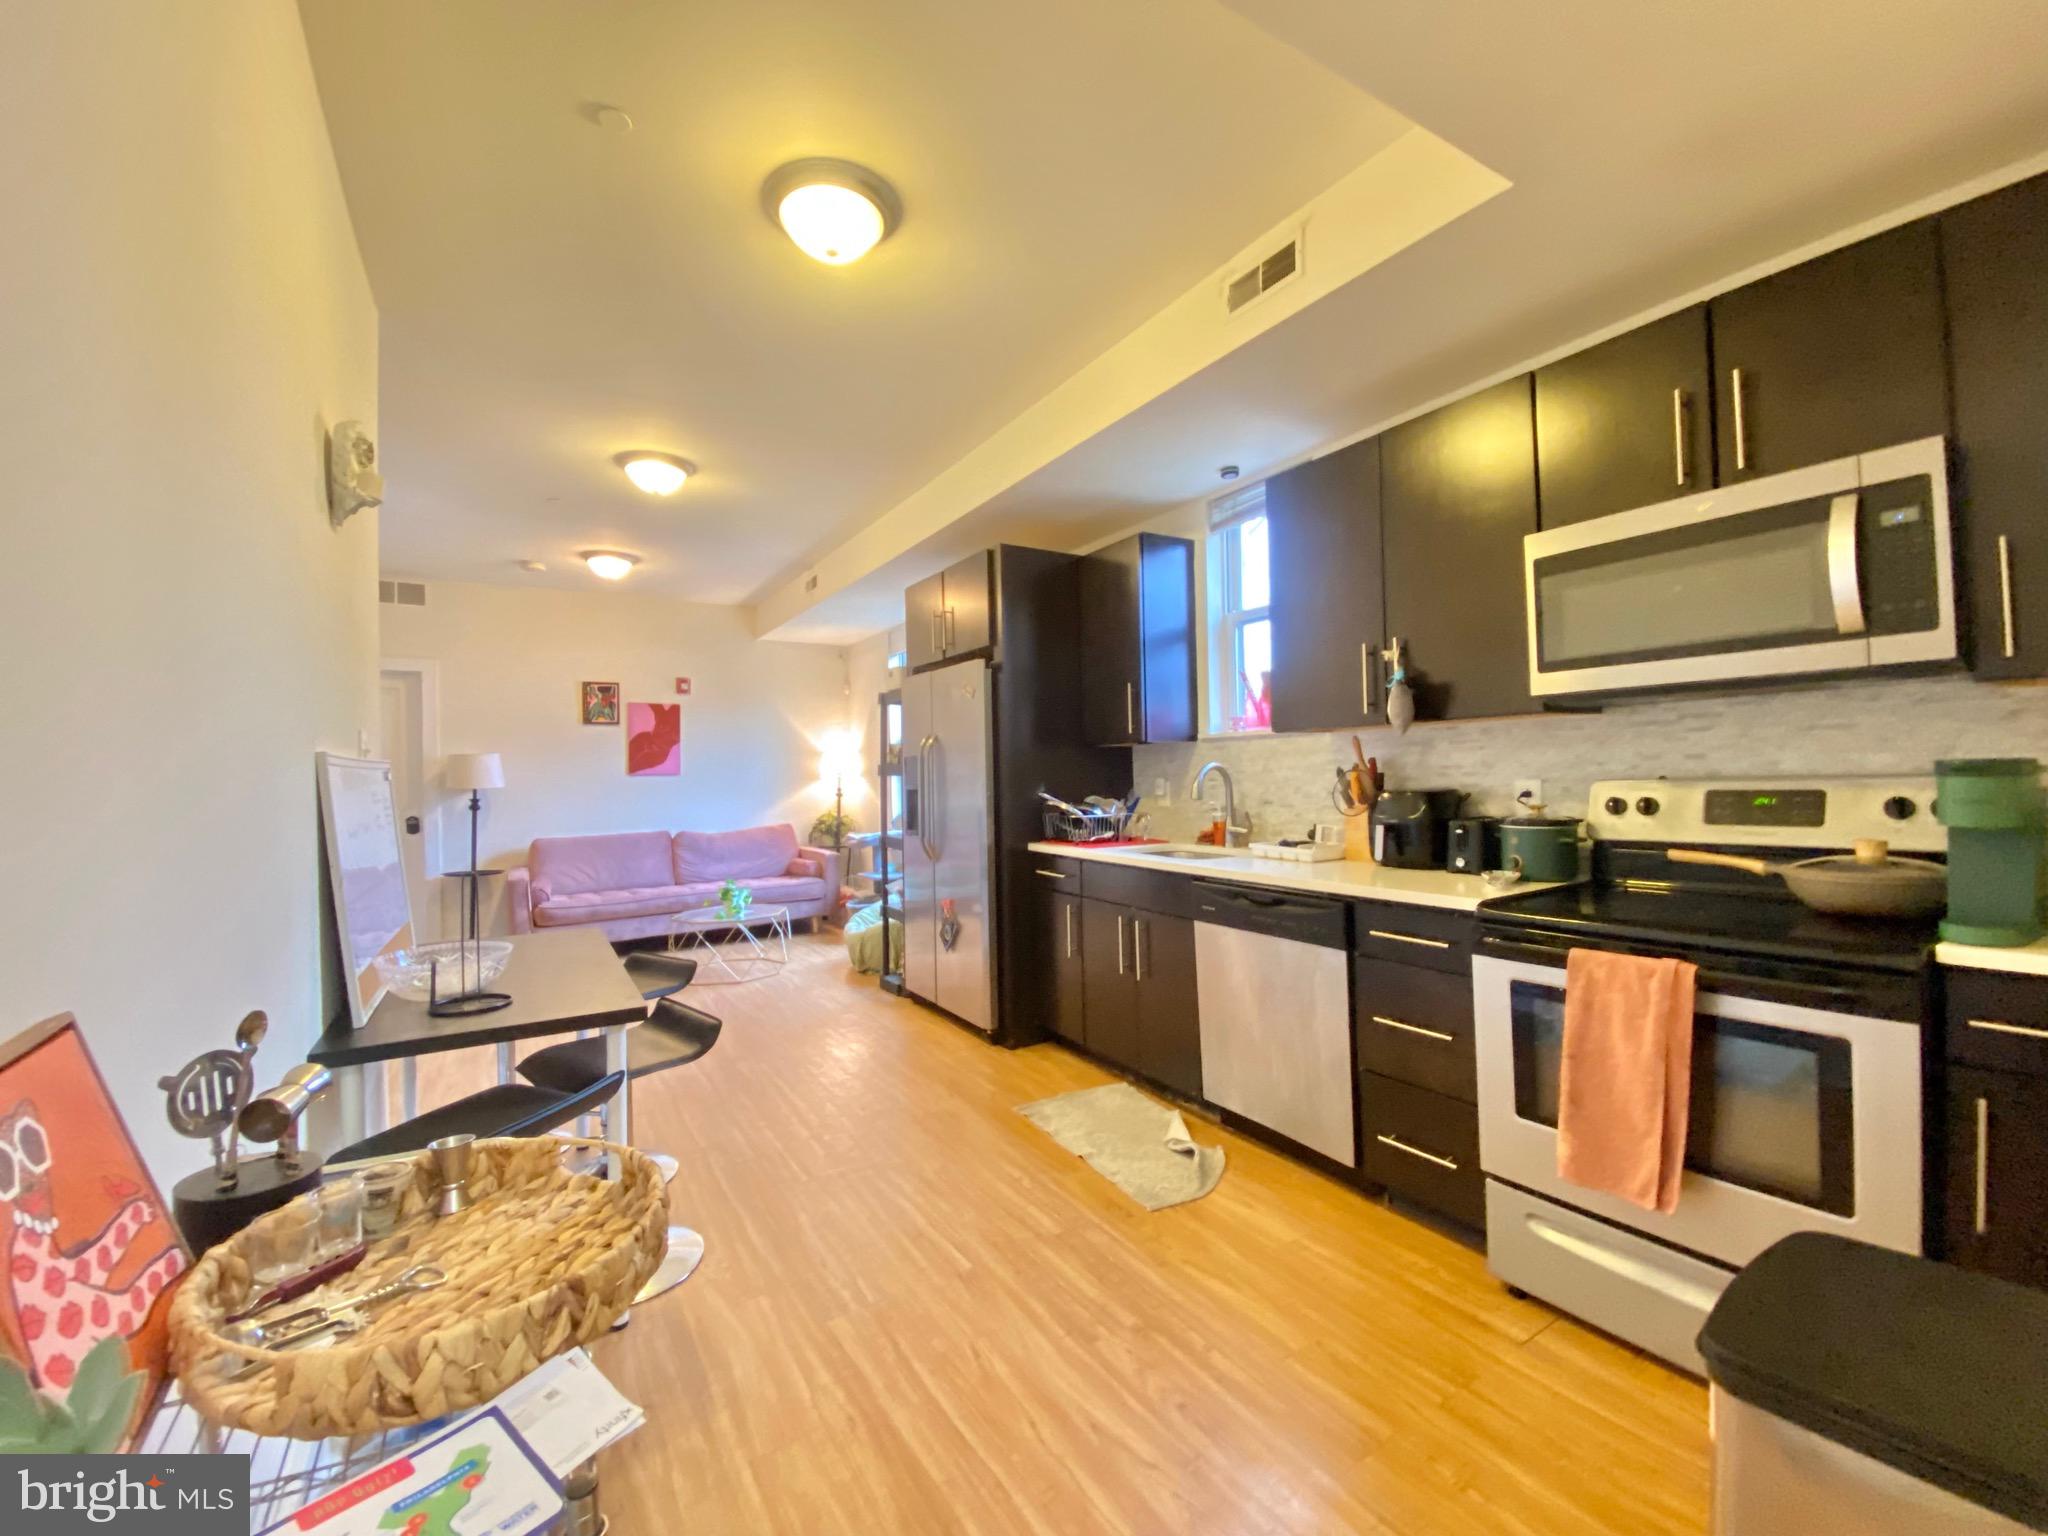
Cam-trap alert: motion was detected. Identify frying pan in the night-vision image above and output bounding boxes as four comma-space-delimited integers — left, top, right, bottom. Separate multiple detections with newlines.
1665, 838, 1946, 919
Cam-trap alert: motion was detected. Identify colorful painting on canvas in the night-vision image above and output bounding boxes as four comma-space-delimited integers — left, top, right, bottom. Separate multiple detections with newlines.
581, 682, 620, 726
626, 702, 681, 776
0, 1015, 189, 1451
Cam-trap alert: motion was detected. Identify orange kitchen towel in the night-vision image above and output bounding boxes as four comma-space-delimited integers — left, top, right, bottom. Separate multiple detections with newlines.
1557, 948, 1697, 1214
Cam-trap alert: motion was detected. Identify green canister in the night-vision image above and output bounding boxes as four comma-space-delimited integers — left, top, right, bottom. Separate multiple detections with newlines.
1936, 758, 2045, 946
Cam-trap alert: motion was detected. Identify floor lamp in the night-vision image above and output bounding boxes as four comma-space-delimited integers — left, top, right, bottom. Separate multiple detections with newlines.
439, 751, 511, 1015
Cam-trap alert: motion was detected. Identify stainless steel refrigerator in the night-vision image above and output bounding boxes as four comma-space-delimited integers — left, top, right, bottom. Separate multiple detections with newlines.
902, 658, 994, 1031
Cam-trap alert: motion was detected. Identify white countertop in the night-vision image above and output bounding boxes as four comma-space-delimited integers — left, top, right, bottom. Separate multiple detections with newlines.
1027, 841, 1564, 912
1938, 935, 2048, 979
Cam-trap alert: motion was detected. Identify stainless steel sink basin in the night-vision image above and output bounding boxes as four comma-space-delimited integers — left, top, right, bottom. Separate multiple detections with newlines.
1129, 847, 1235, 861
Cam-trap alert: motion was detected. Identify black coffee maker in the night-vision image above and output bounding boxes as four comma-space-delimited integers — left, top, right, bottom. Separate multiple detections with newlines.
1369, 789, 1465, 868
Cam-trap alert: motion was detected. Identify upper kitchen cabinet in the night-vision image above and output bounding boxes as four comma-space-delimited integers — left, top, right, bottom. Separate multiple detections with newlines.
1535, 305, 1713, 527
905, 551, 993, 670
1943, 170, 2048, 679
1380, 375, 1540, 720
1709, 219, 1949, 482
1080, 533, 1196, 746
1266, 436, 1387, 732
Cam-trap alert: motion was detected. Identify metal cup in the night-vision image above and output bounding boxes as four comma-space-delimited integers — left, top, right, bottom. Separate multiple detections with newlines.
428, 1133, 476, 1217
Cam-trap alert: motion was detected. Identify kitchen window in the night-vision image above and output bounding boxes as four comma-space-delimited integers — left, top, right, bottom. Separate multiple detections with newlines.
1210, 482, 1272, 731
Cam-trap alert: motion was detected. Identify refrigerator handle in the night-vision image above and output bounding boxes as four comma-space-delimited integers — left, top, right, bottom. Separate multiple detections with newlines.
921, 734, 942, 860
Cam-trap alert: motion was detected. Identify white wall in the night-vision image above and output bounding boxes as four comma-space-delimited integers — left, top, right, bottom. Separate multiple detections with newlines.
380, 582, 860, 931
0, 4, 380, 1184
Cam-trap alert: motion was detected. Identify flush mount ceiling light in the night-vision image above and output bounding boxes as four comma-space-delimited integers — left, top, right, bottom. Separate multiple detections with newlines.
761, 158, 902, 266
614, 451, 695, 496
581, 550, 640, 581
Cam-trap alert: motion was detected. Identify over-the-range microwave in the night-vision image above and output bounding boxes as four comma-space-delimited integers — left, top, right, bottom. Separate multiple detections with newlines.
1524, 435, 1956, 700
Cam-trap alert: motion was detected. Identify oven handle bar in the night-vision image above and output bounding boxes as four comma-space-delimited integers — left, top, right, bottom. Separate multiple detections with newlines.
1476, 932, 1867, 1011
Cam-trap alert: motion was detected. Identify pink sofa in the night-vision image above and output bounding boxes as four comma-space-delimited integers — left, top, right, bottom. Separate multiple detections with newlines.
505, 825, 841, 942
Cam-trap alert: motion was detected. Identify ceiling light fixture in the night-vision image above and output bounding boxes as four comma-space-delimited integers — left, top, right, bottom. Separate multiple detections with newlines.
762, 158, 901, 266
581, 550, 640, 581
614, 451, 694, 496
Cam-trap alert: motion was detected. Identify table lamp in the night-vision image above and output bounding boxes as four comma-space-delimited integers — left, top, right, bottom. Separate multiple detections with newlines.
818, 730, 863, 852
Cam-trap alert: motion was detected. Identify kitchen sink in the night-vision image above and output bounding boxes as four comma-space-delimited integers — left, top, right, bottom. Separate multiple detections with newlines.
1130, 847, 1235, 861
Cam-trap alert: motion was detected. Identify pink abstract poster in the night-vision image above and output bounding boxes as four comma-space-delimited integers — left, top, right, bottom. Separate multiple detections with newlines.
626, 701, 681, 776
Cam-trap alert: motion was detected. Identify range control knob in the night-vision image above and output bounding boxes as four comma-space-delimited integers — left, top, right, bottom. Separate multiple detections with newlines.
1635, 796, 1662, 817
1883, 795, 1918, 821
1603, 796, 1629, 816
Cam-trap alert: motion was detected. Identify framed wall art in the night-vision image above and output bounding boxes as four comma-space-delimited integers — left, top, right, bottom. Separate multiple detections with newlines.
626, 701, 681, 776
581, 682, 620, 725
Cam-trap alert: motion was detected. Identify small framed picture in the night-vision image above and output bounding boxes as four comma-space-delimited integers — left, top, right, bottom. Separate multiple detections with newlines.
581, 681, 620, 725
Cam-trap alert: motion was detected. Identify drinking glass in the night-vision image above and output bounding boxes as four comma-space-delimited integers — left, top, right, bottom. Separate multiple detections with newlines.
313, 1175, 364, 1259
246, 1202, 318, 1290
358, 1162, 412, 1239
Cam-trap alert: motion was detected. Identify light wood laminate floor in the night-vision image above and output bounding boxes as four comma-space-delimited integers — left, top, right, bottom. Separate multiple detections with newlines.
410, 932, 1709, 1535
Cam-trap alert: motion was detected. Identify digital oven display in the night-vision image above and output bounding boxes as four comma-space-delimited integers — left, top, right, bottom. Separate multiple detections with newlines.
1703, 788, 1827, 828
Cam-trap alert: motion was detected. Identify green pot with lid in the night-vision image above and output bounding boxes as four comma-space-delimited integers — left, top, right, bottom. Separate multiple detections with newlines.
1500, 815, 1584, 883
1936, 758, 2045, 947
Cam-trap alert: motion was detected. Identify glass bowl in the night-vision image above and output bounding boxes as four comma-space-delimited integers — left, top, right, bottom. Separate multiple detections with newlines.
375, 940, 513, 1000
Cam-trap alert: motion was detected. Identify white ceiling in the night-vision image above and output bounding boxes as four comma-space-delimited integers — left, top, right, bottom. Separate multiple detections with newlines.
311, 0, 2048, 645
758, 0, 2048, 639
300, 0, 1412, 605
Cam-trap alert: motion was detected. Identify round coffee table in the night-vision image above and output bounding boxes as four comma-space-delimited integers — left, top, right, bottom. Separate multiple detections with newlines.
667, 903, 793, 983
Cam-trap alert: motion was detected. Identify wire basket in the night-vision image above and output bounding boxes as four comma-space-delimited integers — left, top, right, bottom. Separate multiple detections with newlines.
1042, 805, 1142, 843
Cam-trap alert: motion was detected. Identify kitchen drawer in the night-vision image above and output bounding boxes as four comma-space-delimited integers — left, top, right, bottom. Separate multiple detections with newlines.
1946, 969, 2048, 1077
1358, 1072, 1483, 1227
1354, 959, 1476, 1103
1351, 900, 1474, 975
1079, 860, 1192, 918
1025, 850, 1082, 885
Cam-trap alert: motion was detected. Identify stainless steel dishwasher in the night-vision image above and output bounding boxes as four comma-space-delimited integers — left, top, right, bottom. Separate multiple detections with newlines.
1193, 882, 1355, 1165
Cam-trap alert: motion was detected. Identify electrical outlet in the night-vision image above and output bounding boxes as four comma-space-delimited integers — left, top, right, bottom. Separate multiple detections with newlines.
1513, 778, 1544, 812
1151, 777, 1172, 805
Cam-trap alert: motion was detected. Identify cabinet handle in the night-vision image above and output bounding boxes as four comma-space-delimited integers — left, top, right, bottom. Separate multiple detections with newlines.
944, 607, 957, 650
1134, 918, 1146, 982
1360, 642, 1374, 717
1975, 1095, 1991, 1236
1373, 1014, 1454, 1043
1065, 902, 1075, 961
1368, 928, 1451, 950
1116, 913, 1126, 976
1671, 387, 1688, 485
931, 611, 944, 657
1034, 869, 1069, 880
1375, 1133, 1459, 1171
1998, 535, 2016, 660
1125, 680, 1136, 738
1967, 1016, 2048, 1041
1730, 367, 1748, 472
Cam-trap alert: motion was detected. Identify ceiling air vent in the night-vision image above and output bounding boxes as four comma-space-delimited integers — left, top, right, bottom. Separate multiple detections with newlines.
1224, 232, 1303, 316
379, 580, 427, 607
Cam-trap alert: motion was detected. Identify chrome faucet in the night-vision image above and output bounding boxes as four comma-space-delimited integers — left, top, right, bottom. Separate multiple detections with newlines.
1192, 761, 1247, 848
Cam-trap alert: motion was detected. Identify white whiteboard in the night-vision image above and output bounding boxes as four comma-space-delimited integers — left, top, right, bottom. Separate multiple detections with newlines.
317, 752, 416, 1029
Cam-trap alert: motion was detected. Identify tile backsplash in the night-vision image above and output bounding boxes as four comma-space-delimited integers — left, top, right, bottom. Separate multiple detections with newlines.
1131, 674, 2048, 843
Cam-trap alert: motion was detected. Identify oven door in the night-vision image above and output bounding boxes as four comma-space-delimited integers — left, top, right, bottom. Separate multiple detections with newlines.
1473, 944, 1923, 1267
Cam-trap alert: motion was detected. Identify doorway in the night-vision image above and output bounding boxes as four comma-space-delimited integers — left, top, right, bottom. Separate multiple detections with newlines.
378, 659, 442, 942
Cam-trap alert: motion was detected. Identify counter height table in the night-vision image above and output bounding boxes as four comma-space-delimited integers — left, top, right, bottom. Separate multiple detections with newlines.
310, 927, 647, 1157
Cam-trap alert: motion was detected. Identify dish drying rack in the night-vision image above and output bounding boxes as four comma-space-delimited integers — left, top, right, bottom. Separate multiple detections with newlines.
1040, 790, 1143, 844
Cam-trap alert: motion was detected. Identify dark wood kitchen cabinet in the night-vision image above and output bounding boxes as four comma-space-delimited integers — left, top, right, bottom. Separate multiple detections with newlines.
1709, 219, 1949, 483
1943, 170, 2048, 679
1030, 878, 1087, 1048
905, 551, 992, 669
1080, 533, 1196, 745
1265, 435, 1387, 732
1943, 1065, 2048, 1289
1379, 374, 1540, 720
1076, 897, 1201, 1099
1535, 305, 1713, 527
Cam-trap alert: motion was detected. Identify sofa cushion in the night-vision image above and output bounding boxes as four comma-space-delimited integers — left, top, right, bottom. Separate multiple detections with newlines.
674, 824, 801, 884
716, 875, 827, 907
787, 856, 822, 878
533, 884, 703, 927
529, 831, 676, 902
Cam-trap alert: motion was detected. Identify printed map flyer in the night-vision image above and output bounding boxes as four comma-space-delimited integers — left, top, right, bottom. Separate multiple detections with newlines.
261, 1409, 563, 1536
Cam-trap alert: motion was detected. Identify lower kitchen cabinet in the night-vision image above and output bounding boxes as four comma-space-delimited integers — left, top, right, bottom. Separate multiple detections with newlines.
1943, 1065, 2048, 1288
1034, 885, 1086, 1047
1354, 958, 1476, 1104
1075, 896, 1201, 1099
1358, 1072, 1484, 1228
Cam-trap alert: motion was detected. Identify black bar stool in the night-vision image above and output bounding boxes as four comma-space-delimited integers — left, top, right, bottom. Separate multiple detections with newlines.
329, 1071, 626, 1164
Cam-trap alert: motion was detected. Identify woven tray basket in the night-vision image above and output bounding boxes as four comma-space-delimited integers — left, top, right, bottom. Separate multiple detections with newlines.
168, 1138, 666, 1438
